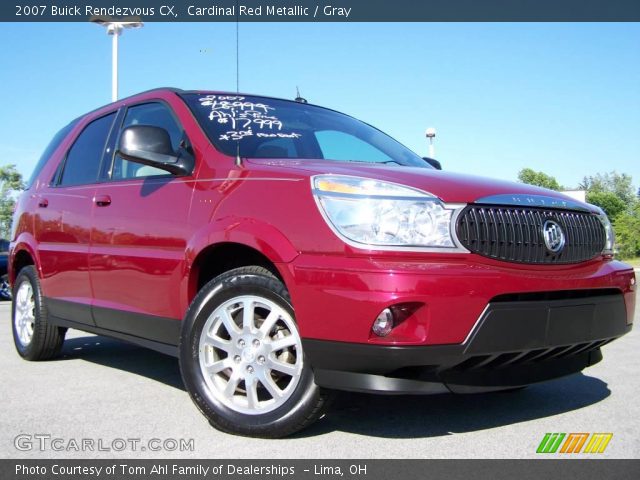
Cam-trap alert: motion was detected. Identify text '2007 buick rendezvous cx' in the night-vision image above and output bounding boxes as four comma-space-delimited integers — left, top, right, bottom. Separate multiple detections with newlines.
9, 88, 635, 437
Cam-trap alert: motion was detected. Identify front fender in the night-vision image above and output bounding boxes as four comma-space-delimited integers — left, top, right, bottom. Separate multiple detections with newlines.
185, 216, 300, 267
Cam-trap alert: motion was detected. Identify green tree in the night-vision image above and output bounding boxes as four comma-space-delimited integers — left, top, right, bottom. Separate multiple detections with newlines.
517, 168, 562, 191
0, 164, 25, 240
578, 171, 638, 259
586, 190, 627, 220
614, 203, 640, 259
579, 171, 635, 205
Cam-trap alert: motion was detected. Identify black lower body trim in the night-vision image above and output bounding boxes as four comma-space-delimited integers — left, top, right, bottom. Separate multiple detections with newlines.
304, 292, 631, 394
49, 316, 178, 357
47, 298, 94, 327
313, 369, 450, 395
45, 297, 180, 357
92, 304, 180, 345
306, 342, 606, 394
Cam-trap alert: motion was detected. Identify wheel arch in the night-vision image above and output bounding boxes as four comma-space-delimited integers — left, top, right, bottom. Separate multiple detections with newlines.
184, 218, 300, 307
9, 239, 39, 284
188, 242, 286, 303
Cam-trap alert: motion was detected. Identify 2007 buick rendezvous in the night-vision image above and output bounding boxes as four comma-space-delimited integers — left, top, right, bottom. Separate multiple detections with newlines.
10, 88, 635, 437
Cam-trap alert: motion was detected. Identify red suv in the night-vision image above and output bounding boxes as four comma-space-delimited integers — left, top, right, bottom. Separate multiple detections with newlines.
10, 88, 635, 437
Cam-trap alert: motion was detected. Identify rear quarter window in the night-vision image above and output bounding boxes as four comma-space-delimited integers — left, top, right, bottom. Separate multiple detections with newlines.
26, 120, 78, 189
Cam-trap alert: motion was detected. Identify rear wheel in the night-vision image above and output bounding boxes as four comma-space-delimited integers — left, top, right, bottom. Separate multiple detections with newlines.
12, 266, 66, 360
179, 266, 332, 438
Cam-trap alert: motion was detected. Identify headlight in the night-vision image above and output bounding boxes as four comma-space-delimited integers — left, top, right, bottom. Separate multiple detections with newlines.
596, 209, 615, 255
312, 175, 458, 249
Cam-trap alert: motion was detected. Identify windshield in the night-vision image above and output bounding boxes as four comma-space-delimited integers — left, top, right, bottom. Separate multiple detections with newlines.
180, 93, 429, 168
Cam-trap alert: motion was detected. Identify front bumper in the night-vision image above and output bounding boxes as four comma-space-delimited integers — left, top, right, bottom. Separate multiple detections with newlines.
304, 289, 632, 394
281, 254, 635, 344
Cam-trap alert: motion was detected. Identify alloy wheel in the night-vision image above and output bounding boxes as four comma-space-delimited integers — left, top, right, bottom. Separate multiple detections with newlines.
14, 281, 35, 347
198, 295, 303, 415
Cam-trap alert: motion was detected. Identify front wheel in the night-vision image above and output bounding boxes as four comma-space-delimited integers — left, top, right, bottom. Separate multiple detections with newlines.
179, 266, 331, 438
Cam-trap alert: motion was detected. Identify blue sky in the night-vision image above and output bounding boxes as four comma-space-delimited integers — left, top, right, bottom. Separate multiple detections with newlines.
1, 22, 638, 190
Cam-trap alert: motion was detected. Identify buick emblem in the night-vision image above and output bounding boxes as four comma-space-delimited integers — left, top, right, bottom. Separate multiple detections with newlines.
542, 220, 565, 253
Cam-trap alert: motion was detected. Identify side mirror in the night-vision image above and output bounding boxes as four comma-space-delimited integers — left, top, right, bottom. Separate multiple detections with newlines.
422, 157, 442, 170
117, 125, 190, 176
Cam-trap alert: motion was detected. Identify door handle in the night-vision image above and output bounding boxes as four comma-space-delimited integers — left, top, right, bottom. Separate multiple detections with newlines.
38, 198, 48, 208
93, 195, 112, 207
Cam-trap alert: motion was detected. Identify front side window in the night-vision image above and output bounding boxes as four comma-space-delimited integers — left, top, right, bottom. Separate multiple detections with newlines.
59, 113, 116, 187
110, 103, 183, 180
180, 93, 428, 167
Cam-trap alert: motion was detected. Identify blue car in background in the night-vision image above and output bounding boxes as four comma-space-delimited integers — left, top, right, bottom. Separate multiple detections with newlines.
0, 252, 10, 300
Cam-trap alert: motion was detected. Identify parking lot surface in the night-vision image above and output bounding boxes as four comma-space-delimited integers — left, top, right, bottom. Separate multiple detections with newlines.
1, 301, 638, 459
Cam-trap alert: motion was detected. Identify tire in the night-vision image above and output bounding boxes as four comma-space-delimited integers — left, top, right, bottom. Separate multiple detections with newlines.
179, 266, 332, 438
12, 266, 66, 361
0, 274, 11, 301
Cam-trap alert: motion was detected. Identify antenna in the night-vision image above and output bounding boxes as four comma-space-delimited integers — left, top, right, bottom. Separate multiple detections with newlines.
235, 141, 242, 167
234, 0, 241, 165
295, 86, 308, 103
235, 0, 240, 93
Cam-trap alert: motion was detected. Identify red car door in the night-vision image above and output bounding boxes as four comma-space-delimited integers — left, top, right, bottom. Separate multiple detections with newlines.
34, 112, 118, 325
88, 101, 196, 344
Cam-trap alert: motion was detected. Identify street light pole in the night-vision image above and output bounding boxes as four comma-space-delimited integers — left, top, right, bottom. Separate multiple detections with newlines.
91, 17, 143, 102
110, 24, 120, 102
425, 127, 437, 158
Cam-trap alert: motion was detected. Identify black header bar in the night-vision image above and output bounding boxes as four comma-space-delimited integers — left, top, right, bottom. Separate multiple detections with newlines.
3, 459, 640, 480
4, 0, 640, 22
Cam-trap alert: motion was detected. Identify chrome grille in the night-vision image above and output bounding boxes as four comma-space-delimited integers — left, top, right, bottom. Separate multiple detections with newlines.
456, 206, 605, 264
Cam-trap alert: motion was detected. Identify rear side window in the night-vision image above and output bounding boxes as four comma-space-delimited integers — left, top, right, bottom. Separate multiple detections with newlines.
59, 113, 116, 187
26, 120, 78, 189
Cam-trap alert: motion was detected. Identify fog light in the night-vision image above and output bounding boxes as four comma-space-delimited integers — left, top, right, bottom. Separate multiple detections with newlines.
372, 308, 394, 337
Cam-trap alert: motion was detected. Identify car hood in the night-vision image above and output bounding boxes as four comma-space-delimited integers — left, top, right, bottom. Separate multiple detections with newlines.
247, 159, 597, 212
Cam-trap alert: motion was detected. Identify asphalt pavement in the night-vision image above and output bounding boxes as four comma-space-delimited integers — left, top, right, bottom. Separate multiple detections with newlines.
1, 301, 638, 459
